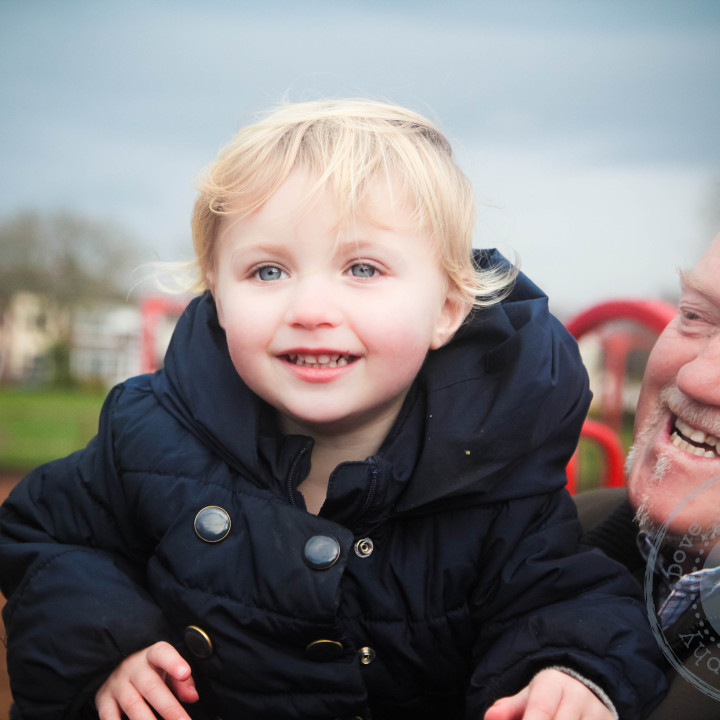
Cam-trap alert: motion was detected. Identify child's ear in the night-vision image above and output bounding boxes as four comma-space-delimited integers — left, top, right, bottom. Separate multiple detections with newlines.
430, 291, 470, 350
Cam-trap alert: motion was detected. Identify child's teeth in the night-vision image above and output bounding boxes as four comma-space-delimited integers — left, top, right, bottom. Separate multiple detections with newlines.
290, 354, 350, 368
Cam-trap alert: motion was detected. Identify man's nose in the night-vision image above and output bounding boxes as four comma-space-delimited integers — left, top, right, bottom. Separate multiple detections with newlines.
283, 275, 343, 328
676, 334, 720, 406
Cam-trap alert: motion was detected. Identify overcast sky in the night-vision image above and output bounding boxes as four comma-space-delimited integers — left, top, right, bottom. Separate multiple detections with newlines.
2, 0, 719, 316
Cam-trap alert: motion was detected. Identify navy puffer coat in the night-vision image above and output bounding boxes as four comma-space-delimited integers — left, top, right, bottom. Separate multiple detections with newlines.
0, 251, 666, 719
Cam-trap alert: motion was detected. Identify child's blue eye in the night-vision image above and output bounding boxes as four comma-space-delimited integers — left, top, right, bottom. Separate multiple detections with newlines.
256, 266, 285, 281
350, 263, 377, 278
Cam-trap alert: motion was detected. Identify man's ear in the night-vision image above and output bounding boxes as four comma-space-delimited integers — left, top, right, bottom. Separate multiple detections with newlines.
430, 291, 471, 350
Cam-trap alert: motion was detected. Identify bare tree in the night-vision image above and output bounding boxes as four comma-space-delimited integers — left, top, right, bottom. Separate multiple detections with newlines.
0, 210, 145, 383
0, 209, 143, 308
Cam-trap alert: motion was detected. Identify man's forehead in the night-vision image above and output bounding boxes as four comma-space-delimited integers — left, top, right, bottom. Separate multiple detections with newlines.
683, 235, 720, 296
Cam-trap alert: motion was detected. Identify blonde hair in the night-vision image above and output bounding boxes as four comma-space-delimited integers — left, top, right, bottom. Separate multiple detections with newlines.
191, 98, 515, 307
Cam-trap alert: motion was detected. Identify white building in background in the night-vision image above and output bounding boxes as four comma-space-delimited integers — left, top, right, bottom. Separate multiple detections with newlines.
71, 295, 190, 386
70, 304, 141, 388
0, 292, 189, 388
0, 292, 66, 383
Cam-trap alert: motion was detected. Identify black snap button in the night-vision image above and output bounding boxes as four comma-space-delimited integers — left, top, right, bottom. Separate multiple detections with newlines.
184, 625, 213, 659
305, 638, 344, 661
194, 506, 231, 543
303, 535, 341, 569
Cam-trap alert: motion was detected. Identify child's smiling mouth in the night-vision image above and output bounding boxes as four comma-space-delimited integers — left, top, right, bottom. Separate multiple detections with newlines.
284, 353, 357, 369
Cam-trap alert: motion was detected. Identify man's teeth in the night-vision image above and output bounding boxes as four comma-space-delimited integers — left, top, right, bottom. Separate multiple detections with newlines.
288, 353, 350, 368
672, 417, 720, 457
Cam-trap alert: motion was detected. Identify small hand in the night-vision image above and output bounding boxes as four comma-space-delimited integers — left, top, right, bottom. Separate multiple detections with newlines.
95, 641, 199, 720
484, 669, 614, 720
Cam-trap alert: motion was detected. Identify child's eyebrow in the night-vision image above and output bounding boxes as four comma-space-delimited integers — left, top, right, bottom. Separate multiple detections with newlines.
336, 237, 378, 252
229, 238, 292, 259
334, 235, 399, 256
226, 233, 399, 263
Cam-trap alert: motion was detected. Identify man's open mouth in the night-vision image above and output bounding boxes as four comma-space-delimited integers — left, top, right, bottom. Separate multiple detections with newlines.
671, 416, 720, 458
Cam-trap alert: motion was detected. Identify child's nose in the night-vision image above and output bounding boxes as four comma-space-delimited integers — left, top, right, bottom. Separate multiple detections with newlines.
284, 276, 343, 328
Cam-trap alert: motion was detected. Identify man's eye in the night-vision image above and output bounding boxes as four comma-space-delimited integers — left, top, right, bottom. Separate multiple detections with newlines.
676, 307, 717, 336
255, 266, 285, 281
678, 306, 704, 325
349, 263, 377, 278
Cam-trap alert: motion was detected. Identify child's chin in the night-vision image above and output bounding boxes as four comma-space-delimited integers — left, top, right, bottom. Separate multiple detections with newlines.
282, 409, 354, 430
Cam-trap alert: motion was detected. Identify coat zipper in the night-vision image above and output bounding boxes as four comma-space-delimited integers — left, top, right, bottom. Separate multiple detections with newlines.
286, 443, 310, 507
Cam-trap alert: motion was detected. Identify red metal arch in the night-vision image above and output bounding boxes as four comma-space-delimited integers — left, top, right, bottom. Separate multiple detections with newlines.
140, 295, 191, 373
564, 298, 676, 493
565, 298, 676, 339
566, 418, 627, 495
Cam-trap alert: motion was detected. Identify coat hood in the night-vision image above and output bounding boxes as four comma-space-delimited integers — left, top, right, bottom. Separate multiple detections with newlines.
151, 250, 590, 516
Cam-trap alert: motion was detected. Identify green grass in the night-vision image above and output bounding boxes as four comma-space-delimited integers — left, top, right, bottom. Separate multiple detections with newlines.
0, 387, 106, 471
575, 413, 635, 493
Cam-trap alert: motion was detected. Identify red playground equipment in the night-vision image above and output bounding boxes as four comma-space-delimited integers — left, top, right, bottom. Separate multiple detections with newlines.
139, 295, 191, 374
564, 299, 676, 494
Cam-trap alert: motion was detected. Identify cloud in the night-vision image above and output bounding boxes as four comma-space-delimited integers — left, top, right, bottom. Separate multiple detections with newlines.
1, 0, 718, 309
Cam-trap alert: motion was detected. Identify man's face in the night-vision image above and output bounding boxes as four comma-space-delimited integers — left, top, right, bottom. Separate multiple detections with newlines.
628, 235, 720, 535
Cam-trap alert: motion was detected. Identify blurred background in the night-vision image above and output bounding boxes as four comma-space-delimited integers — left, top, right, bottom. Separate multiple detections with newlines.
0, 0, 719, 710
3, 0, 720, 311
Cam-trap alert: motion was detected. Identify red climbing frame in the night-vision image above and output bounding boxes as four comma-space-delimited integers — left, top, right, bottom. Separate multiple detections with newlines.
564, 299, 676, 493
139, 295, 191, 374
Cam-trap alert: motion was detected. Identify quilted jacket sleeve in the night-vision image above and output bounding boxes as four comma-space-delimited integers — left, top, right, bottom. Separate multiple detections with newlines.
0, 384, 172, 720
466, 486, 667, 720
455, 284, 667, 718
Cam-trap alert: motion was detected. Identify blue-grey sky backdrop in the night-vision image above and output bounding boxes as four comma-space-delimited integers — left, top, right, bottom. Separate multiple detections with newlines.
2, 0, 719, 316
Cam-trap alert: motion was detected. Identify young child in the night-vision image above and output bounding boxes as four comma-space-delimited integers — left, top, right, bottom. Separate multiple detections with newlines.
0, 99, 665, 720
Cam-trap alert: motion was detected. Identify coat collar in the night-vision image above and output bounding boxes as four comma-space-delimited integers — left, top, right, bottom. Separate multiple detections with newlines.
151, 250, 590, 529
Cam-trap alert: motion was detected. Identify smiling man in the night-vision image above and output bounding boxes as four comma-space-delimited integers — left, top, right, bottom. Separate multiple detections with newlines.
628, 236, 720, 539
579, 233, 720, 718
